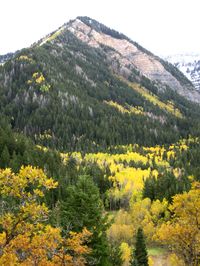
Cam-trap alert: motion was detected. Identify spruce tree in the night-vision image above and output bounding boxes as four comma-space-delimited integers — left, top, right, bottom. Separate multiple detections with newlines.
132, 228, 149, 266
60, 175, 111, 266
0, 145, 10, 168
109, 244, 123, 266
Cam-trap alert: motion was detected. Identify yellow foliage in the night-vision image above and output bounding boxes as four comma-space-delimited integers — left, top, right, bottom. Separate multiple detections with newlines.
104, 100, 144, 115
120, 242, 131, 266
107, 210, 133, 244
18, 55, 33, 62
0, 166, 91, 265
130, 198, 169, 242
109, 167, 150, 201
148, 256, 154, 266
34, 73, 45, 84
0, 166, 57, 200
150, 199, 169, 223
155, 183, 200, 266
27, 72, 51, 92
167, 253, 185, 266
119, 77, 183, 118
46, 27, 65, 43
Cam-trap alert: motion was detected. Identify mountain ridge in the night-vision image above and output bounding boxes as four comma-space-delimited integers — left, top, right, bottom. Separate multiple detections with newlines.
0, 16, 200, 151
43, 16, 199, 102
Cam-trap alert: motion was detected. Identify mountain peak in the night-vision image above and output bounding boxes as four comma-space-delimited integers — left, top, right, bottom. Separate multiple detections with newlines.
64, 17, 198, 102
4, 16, 198, 103
1, 16, 200, 150
76, 16, 125, 40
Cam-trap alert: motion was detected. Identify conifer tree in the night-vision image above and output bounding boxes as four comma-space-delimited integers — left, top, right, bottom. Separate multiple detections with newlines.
0, 145, 10, 168
60, 175, 111, 266
131, 228, 148, 266
109, 244, 123, 266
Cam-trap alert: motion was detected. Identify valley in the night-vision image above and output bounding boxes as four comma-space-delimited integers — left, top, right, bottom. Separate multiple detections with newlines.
0, 17, 199, 266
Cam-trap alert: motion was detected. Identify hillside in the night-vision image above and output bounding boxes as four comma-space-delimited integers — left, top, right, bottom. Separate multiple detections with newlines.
0, 17, 200, 151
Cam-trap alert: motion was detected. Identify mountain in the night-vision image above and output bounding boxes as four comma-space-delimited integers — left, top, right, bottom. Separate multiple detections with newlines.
165, 53, 200, 91
0, 16, 200, 151
35, 17, 199, 102
65, 17, 198, 101
0, 52, 16, 64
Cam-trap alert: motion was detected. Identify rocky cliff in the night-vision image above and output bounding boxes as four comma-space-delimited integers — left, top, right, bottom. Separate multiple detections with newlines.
63, 17, 200, 103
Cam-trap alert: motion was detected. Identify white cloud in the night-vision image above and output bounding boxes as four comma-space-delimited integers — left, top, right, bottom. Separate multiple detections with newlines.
0, 0, 200, 55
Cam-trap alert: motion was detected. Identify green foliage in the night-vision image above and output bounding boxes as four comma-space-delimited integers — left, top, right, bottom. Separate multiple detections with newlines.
143, 172, 191, 202
1, 17, 200, 266
131, 228, 149, 266
1, 27, 200, 152
147, 247, 166, 256
60, 175, 111, 266
0, 145, 10, 168
109, 244, 123, 266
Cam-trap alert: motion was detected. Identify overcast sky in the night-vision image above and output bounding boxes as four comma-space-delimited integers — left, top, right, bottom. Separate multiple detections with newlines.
0, 0, 200, 56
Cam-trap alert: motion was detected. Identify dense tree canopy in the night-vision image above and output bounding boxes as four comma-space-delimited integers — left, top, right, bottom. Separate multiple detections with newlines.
0, 166, 91, 265
156, 182, 200, 266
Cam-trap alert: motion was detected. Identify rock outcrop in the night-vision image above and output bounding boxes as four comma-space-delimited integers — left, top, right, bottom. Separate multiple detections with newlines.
65, 18, 200, 103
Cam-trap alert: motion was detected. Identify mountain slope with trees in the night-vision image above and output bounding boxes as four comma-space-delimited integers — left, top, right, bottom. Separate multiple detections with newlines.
0, 17, 200, 151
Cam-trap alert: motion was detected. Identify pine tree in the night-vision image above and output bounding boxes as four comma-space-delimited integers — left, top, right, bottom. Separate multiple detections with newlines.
0, 145, 10, 168
131, 228, 148, 266
60, 175, 111, 266
109, 244, 123, 266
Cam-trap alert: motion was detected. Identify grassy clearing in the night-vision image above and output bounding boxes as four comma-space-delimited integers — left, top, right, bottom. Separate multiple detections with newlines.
148, 247, 167, 256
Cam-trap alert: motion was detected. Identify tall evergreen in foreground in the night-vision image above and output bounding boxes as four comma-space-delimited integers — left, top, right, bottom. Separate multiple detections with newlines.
60, 175, 111, 266
131, 228, 149, 266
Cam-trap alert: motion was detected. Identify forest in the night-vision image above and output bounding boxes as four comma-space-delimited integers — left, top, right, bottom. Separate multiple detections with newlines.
0, 118, 199, 265
0, 17, 199, 265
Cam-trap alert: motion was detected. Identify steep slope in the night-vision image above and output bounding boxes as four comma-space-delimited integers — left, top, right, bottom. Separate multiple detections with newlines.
67, 17, 199, 102
166, 53, 200, 91
0, 17, 200, 151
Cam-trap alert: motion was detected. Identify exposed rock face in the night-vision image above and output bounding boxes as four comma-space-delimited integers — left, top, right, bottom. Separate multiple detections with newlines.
65, 18, 200, 103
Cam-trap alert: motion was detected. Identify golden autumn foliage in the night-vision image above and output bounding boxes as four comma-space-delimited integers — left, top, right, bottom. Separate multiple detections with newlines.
59, 138, 196, 209
118, 76, 183, 118
155, 182, 200, 266
129, 198, 169, 242
51, 138, 200, 265
27, 72, 51, 92
104, 100, 144, 115
148, 256, 154, 266
167, 253, 185, 266
107, 210, 133, 245
32, 72, 45, 84
0, 166, 91, 265
17, 55, 33, 63
120, 242, 131, 266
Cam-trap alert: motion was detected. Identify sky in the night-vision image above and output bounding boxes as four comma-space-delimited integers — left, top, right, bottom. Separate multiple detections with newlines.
0, 0, 200, 56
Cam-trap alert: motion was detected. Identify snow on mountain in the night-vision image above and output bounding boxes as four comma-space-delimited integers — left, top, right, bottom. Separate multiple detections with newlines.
165, 53, 200, 91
